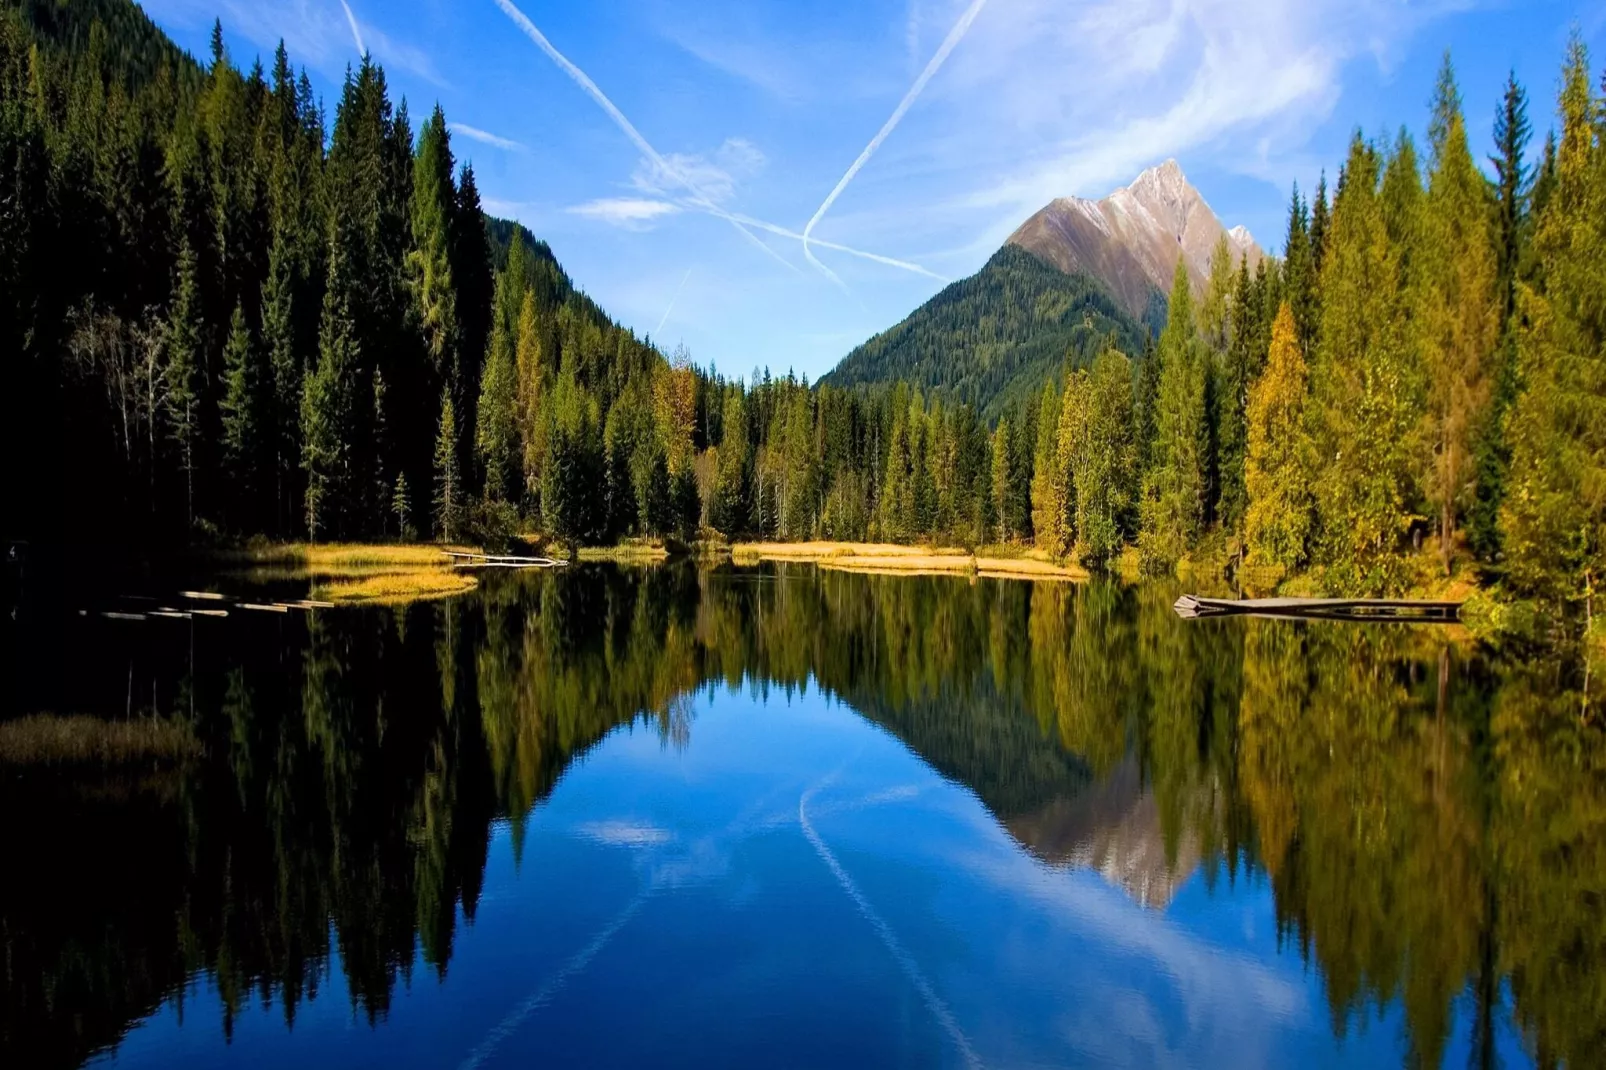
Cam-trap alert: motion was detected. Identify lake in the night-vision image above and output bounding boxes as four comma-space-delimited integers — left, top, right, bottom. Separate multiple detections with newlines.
2, 563, 1602, 1068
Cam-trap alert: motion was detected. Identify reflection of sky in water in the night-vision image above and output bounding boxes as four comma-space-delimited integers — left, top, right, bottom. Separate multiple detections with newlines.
97, 683, 1532, 1069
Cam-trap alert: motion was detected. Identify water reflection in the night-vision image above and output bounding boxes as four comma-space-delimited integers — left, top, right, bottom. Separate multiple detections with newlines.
1, 564, 1601, 1068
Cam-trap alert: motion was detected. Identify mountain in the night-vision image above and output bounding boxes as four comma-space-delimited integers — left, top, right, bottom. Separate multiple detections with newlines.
821, 245, 1154, 420
1008, 159, 1262, 319
824, 161, 1262, 418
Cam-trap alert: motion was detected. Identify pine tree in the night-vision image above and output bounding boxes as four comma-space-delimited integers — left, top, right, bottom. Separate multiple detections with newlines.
1217, 257, 1256, 533
476, 315, 519, 504
302, 265, 359, 540
1310, 133, 1423, 591
1283, 184, 1318, 352
392, 471, 413, 540
1501, 37, 1606, 618
1245, 304, 1313, 569
1140, 258, 1208, 569
219, 302, 264, 524
541, 371, 601, 553
1420, 54, 1499, 573
1490, 70, 1533, 322
1469, 71, 1534, 560
1310, 173, 1330, 273
432, 389, 461, 541
165, 238, 205, 530
261, 229, 301, 534
1030, 380, 1068, 554
1061, 350, 1134, 565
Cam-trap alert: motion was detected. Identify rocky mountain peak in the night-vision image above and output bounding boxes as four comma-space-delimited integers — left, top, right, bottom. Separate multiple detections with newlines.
1004, 160, 1264, 317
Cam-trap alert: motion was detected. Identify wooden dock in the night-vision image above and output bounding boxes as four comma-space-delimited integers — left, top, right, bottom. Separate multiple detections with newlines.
1173, 594, 1461, 623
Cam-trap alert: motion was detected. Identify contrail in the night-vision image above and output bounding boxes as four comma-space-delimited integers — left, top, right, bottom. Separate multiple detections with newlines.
655, 268, 693, 336
492, 0, 944, 283
800, 0, 990, 281
799, 782, 983, 1069
721, 210, 949, 282
449, 122, 524, 152
338, 0, 365, 57
455, 890, 650, 1070
491, 0, 793, 272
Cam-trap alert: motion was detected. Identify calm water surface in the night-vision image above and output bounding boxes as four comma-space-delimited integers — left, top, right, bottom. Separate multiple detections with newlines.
3, 564, 1602, 1068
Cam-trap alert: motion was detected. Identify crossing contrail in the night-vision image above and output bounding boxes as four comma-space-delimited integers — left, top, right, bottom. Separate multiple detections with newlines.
339, 0, 365, 57
492, 0, 944, 283
491, 0, 794, 271
655, 268, 693, 336
800, 0, 990, 282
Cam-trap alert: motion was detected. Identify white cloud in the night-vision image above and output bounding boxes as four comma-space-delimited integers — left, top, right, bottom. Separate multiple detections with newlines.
633, 137, 768, 206
449, 122, 525, 152
574, 820, 674, 847
568, 197, 684, 230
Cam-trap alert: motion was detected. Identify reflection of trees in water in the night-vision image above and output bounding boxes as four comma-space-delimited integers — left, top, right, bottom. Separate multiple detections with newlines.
1, 564, 1601, 1069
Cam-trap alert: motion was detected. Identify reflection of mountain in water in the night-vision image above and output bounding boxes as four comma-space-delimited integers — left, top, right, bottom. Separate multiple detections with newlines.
2, 563, 1602, 1070
1005, 758, 1200, 909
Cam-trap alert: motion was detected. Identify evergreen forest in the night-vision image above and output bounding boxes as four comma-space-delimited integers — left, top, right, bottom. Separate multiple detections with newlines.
3, 2, 1604, 627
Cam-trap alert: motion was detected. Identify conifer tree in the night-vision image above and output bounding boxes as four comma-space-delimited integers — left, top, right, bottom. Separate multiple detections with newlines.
1245, 305, 1313, 569
513, 289, 545, 501
1310, 174, 1330, 272
302, 259, 359, 540
1062, 351, 1134, 565
1283, 185, 1318, 352
433, 389, 461, 541
1420, 54, 1499, 572
1030, 380, 1068, 554
1140, 259, 1208, 569
165, 237, 205, 529
219, 302, 264, 524
1217, 258, 1256, 533
1311, 134, 1423, 590
1469, 71, 1534, 560
476, 316, 519, 504
1501, 37, 1606, 618
261, 229, 300, 533
392, 472, 413, 540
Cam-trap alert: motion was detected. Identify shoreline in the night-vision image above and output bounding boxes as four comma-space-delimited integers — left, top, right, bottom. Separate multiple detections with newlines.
729, 541, 1089, 582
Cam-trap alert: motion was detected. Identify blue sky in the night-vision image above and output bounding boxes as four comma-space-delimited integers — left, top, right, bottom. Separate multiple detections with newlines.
143, 0, 1603, 381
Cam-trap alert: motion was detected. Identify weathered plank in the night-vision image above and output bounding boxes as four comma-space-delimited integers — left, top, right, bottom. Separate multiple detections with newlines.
1174, 594, 1461, 622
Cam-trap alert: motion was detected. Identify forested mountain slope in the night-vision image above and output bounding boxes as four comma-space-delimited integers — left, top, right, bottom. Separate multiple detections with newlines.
821, 245, 1156, 420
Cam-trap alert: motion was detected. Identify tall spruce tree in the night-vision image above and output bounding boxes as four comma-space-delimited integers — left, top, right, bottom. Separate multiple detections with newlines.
219, 301, 266, 526
1311, 134, 1423, 591
1140, 258, 1208, 569
1420, 54, 1499, 573
432, 389, 462, 540
1470, 73, 1535, 561
302, 260, 360, 540
165, 237, 205, 529
1501, 37, 1606, 620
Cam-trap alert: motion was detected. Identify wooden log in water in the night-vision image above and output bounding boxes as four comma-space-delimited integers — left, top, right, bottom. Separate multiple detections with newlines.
442, 551, 565, 568
239, 602, 290, 614
1174, 594, 1461, 622
179, 590, 229, 601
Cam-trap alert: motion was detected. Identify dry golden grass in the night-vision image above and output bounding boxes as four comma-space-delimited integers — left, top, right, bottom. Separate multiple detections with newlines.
0, 714, 201, 767
731, 541, 1087, 581
310, 569, 478, 605
223, 542, 476, 569
578, 540, 670, 562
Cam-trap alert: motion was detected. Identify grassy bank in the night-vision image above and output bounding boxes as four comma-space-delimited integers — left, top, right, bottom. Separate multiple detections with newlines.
0, 714, 201, 767
216, 541, 484, 604
729, 542, 1088, 581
